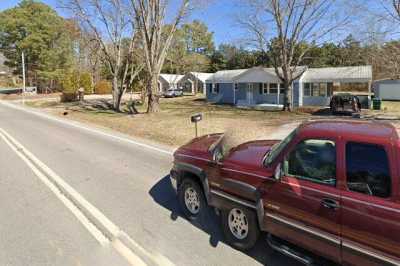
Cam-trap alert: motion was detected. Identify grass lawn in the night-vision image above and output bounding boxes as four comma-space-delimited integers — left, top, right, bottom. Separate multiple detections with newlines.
26, 95, 312, 147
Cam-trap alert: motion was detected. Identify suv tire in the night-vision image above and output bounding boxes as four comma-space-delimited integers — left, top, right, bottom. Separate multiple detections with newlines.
178, 178, 206, 221
221, 205, 259, 251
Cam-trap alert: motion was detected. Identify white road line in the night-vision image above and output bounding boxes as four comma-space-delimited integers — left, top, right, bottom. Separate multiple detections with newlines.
0, 100, 174, 155
0, 132, 110, 246
0, 127, 174, 266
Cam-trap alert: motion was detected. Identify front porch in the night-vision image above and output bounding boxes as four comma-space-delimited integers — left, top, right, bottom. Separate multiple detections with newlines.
234, 82, 287, 106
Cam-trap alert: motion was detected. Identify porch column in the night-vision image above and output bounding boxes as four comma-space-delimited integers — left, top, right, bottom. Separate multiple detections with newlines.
277, 83, 280, 105
299, 77, 304, 107
368, 80, 372, 109
189, 79, 194, 94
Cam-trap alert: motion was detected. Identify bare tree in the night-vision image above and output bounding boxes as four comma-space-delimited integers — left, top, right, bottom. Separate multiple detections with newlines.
61, 0, 143, 111
130, 0, 189, 113
239, 0, 349, 111
383, 0, 400, 21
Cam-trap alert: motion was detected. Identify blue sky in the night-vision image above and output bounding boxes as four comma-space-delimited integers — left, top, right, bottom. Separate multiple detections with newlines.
0, 0, 396, 46
0, 0, 245, 46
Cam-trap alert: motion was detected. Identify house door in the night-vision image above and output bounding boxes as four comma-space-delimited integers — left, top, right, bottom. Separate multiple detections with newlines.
247, 83, 253, 105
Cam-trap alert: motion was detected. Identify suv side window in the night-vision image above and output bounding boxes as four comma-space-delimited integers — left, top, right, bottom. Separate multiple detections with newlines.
346, 142, 391, 198
285, 139, 336, 186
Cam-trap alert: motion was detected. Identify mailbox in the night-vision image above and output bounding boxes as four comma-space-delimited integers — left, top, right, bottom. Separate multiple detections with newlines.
191, 113, 203, 123
190, 113, 203, 137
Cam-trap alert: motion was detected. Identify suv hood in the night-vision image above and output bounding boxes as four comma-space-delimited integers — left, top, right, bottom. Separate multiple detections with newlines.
177, 133, 223, 153
224, 140, 281, 168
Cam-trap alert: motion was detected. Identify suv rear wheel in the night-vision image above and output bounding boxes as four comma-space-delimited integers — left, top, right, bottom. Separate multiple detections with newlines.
221, 205, 259, 251
178, 178, 206, 220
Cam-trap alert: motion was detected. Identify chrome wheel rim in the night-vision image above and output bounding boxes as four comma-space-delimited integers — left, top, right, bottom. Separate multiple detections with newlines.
228, 208, 249, 240
184, 187, 200, 214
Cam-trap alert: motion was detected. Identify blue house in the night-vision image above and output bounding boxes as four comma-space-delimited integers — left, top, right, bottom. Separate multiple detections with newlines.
205, 66, 372, 107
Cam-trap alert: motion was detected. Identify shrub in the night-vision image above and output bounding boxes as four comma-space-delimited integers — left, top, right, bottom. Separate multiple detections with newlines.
61, 70, 79, 93
95, 80, 112, 94
80, 72, 93, 94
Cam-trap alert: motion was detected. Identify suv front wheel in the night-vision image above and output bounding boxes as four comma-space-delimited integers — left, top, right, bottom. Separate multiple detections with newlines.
178, 178, 206, 220
221, 205, 259, 251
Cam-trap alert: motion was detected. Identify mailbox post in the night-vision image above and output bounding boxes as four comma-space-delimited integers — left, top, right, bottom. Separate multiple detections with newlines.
191, 113, 203, 137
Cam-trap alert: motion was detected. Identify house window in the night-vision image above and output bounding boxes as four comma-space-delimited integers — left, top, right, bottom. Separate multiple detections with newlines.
304, 82, 333, 97
280, 83, 286, 95
304, 83, 311, 96
312, 83, 321, 96
327, 83, 333, 96
319, 83, 327, 97
234, 83, 239, 90
269, 83, 278, 94
263, 83, 268, 94
212, 83, 220, 94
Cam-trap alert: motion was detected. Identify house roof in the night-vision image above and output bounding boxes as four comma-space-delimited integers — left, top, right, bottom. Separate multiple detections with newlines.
207, 66, 308, 83
206, 65, 372, 84
159, 74, 184, 84
206, 69, 248, 83
301, 66, 372, 83
189, 72, 214, 83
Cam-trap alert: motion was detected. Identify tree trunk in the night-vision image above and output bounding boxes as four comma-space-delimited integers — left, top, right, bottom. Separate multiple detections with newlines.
282, 83, 292, 112
112, 76, 122, 112
147, 74, 160, 113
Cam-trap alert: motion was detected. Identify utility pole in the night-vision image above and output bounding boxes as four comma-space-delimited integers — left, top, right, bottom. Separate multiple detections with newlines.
21, 51, 26, 105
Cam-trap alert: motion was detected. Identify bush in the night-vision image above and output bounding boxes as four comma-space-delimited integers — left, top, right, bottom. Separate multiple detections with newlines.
80, 72, 93, 94
61, 70, 93, 94
95, 80, 112, 94
61, 70, 79, 93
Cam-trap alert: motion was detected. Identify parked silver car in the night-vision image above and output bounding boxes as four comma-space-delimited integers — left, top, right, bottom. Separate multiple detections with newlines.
163, 88, 183, 98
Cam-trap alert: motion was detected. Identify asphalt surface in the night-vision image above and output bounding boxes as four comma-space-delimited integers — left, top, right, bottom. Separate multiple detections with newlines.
0, 101, 301, 266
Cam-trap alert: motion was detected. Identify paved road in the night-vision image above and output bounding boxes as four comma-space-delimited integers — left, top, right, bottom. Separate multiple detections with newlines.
0, 101, 300, 266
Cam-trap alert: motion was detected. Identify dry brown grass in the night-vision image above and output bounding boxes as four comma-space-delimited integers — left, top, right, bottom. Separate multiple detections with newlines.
381, 101, 400, 112
26, 95, 311, 148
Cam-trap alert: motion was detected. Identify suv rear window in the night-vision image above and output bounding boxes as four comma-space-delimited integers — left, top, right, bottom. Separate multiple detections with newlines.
346, 142, 391, 198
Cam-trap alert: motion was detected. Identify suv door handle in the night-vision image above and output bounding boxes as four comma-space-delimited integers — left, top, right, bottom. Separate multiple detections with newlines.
321, 198, 339, 210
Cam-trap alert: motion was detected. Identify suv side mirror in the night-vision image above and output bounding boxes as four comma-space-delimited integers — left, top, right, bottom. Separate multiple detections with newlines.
274, 163, 282, 180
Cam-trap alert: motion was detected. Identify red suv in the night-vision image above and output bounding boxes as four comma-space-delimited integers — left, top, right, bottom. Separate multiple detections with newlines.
171, 120, 400, 266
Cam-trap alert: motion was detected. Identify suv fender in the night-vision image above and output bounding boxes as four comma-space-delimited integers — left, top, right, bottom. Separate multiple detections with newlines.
173, 162, 211, 204
209, 186, 266, 231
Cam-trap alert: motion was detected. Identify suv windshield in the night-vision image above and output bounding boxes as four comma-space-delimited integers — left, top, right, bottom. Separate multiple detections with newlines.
264, 128, 297, 166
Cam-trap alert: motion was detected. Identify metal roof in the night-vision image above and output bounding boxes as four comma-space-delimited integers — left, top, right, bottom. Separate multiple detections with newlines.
301, 66, 372, 83
206, 65, 372, 84
159, 74, 184, 84
207, 66, 308, 83
206, 69, 248, 83
189, 72, 214, 83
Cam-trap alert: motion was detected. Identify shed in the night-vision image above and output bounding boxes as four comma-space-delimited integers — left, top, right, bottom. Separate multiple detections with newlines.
180, 72, 214, 94
373, 79, 400, 100
158, 74, 184, 92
